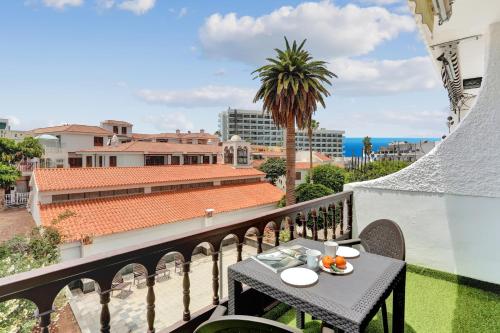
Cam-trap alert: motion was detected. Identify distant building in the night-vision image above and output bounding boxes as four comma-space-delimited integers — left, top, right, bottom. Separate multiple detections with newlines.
0, 118, 30, 142
218, 108, 344, 157
373, 141, 437, 162
132, 129, 219, 145
100, 120, 133, 143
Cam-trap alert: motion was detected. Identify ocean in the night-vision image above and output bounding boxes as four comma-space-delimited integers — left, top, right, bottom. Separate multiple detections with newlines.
343, 137, 440, 157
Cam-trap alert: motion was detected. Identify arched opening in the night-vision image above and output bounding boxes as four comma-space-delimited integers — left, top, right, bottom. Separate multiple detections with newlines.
224, 146, 234, 164
237, 146, 248, 164
188, 242, 217, 313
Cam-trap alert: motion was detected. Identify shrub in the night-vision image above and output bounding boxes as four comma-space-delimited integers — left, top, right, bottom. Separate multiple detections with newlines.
306, 164, 345, 193
345, 160, 410, 183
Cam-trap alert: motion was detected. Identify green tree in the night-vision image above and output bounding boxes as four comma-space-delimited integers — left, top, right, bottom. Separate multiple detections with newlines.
0, 164, 20, 189
0, 138, 18, 164
259, 158, 286, 185
17, 137, 44, 160
345, 160, 410, 183
306, 164, 345, 193
362, 136, 372, 157
253, 38, 336, 206
0, 211, 72, 332
307, 118, 320, 175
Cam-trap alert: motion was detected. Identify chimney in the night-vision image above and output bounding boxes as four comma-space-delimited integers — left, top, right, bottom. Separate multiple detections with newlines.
176, 129, 180, 134
200, 129, 205, 133
205, 208, 215, 227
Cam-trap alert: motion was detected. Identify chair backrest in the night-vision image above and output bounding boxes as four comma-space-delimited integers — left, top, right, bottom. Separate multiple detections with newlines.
194, 315, 302, 333
359, 219, 405, 261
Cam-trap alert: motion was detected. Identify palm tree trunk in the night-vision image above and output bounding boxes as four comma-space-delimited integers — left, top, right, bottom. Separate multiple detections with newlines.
308, 125, 313, 181
285, 115, 296, 206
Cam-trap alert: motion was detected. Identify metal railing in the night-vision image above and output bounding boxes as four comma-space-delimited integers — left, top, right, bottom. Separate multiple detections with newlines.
4, 192, 30, 208
0, 191, 353, 333
16, 162, 38, 173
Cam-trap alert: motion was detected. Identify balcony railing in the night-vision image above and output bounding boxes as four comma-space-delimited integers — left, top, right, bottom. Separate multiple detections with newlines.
16, 161, 38, 173
0, 191, 353, 333
4, 192, 30, 208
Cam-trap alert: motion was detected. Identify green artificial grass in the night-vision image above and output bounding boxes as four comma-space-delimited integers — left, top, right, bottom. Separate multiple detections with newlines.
270, 265, 500, 333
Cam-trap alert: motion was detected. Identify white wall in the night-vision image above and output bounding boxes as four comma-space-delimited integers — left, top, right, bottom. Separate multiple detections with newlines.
116, 154, 144, 167
348, 187, 500, 284
61, 204, 277, 259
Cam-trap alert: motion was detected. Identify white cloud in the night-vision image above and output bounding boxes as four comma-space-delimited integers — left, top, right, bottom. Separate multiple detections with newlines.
96, 0, 114, 10
43, 0, 83, 9
118, 0, 155, 15
329, 56, 440, 95
199, 0, 414, 64
178, 7, 188, 18
358, 0, 402, 5
143, 112, 194, 132
137, 85, 256, 108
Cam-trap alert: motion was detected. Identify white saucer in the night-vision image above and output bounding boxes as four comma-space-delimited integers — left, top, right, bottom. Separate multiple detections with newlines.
319, 261, 354, 275
336, 246, 360, 258
280, 267, 318, 287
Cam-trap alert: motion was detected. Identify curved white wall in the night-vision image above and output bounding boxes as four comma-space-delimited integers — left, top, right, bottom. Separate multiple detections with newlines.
347, 22, 500, 284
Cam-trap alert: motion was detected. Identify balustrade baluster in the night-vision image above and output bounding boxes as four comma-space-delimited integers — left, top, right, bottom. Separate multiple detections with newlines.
322, 207, 328, 240
212, 252, 219, 305
347, 195, 353, 238
274, 228, 280, 246
38, 310, 52, 333
332, 203, 337, 239
99, 292, 111, 333
146, 275, 155, 333
288, 216, 295, 241
182, 262, 191, 321
339, 200, 344, 236
311, 209, 318, 241
236, 243, 243, 262
301, 212, 307, 239
257, 235, 263, 254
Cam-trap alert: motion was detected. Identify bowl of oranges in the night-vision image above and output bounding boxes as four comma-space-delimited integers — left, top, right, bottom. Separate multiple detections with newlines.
319, 255, 353, 275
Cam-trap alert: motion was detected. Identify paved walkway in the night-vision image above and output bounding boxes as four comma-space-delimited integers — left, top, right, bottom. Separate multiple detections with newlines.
0, 208, 35, 243
68, 244, 256, 333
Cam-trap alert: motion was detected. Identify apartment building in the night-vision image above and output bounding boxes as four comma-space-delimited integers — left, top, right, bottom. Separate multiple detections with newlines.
218, 108, 344, 157
0, 118, 31, 142
374, 140, 437, 162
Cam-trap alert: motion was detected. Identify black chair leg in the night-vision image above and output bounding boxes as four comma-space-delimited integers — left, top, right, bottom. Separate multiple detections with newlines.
381, 302, 389, 333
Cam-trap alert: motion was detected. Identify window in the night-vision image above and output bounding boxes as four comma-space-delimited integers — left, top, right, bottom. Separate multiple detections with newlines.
224, 147, 234, 164
94, 137, 104, 146
121, 127, 127, 135
110, 156, 117, 167
68, 157, 82, 168
237, 147, 248, 164
296, 172, 302, 180
145, 155, 164, 166
113, 126, 118, 134
203, 156, 210, 164
212, 155, 217, 164
171, 156, 180, 165
185, 155, 198, 165
98, 156, 103, 167
86, 156, 92, 167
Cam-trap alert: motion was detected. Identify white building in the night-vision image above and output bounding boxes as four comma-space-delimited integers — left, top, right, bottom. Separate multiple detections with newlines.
32, 124, 113, 168
373, 140, 438, 162
218, 108, 344, 157
0, 118, 30, 142
347, 0, 500, 284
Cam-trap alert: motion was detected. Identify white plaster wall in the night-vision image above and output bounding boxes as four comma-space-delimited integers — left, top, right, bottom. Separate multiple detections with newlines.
116, 154, 143, 167
346, 22, 500, 284
63, 204, 277, 259
348, 188, 500, 284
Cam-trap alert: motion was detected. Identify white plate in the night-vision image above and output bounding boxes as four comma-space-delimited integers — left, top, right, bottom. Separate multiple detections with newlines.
336, 246, 360, 258
280, 267, 318, 287
319, 261, 354, 275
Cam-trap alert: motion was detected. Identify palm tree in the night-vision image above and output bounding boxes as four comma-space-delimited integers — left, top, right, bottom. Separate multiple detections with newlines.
307, 118, 319, 177
253, 38, 336, 205
363, 136, 372, 157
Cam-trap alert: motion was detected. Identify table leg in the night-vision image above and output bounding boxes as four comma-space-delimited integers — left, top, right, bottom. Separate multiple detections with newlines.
295, 310, 305, 329
228, 272, 242, 315
392, 265, 406, 333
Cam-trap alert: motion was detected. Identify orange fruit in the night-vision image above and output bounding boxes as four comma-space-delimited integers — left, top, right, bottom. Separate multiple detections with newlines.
322, 255, 335, 268
335, 256, 347, 269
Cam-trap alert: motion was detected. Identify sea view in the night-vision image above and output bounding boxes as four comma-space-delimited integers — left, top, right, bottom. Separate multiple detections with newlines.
344, 137, 441, 157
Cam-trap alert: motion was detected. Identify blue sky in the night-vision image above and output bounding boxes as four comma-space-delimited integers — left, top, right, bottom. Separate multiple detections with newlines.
0, 0, 449, 137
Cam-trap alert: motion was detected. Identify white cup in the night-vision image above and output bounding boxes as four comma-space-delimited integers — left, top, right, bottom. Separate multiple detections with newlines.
324, 241, 339, 257
306, 249, 322, 270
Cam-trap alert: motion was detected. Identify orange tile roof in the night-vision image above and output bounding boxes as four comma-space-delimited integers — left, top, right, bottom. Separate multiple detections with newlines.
295, 162, 321, 170
40, 183, 283, 242
101, 120, 132, 126
314, 152, 332, 162
77, 141, 221, 154
132, 132, 218, 140
33, 164, 264, 192
32, 124, 112, 136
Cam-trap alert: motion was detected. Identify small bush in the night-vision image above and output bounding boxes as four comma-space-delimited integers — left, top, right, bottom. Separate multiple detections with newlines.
306, 164, 345, 193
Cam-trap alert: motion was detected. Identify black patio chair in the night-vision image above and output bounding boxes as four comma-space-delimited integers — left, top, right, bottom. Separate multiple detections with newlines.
326, 219, 406, 333
195, 305, 301, 333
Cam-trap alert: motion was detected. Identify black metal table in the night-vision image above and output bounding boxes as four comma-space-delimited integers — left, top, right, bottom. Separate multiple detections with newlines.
228, 238, 406, 333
